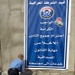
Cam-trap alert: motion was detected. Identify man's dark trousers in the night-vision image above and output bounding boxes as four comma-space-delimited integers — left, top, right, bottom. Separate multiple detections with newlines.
8, 68, 19, 75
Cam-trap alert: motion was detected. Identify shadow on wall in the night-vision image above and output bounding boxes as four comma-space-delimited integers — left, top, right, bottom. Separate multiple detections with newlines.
25, 69, 33, 75
0, 68, 2, 75
24, 60, 33, 75
0, 72, 1, 75
19, 69, 33, 75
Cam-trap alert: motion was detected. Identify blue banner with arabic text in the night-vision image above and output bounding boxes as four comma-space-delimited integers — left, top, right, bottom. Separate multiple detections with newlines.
25, 0, 70, 69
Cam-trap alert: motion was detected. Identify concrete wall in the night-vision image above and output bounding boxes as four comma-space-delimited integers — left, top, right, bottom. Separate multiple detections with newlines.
0, 0, 24, 74
0, 0, 75, 75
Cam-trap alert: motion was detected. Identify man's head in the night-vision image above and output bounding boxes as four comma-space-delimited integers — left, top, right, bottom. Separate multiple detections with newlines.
18, 54, 24, 60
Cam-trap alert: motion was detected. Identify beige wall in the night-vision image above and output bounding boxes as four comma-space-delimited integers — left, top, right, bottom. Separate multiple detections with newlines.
0, 0, 75, 75
0, 0, 24, 74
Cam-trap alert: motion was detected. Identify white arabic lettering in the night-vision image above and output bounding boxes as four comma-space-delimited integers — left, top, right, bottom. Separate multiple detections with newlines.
37, 55, 55, 59
29, 62, 63, 66
40, 27, 53, 31
29, 1, 65, 5
36, 1, 43, 5
50, 1, 57, 5
29, 34, 39, 38
34, 48, 57, 52
40, 21, 54, 25
29, 1, 36, 5
59, 1, 65, 5
44, 1, 49, 4
29, 34, 64, 38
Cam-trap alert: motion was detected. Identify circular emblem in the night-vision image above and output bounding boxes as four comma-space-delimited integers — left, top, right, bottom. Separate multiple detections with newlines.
39, 6, 54, 19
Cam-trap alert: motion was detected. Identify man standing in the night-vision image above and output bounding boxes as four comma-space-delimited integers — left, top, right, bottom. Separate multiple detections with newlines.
8, 54, 24, 75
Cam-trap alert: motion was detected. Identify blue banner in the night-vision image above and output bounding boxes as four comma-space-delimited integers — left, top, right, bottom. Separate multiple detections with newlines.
25, 0, 70, 69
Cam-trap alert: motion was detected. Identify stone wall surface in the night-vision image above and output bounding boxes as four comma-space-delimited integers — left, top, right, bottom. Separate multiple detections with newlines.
0, 0, 75, 75
0, 0, 24, 74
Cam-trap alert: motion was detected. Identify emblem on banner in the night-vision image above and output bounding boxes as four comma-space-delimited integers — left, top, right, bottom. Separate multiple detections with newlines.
55, 17, 63, 26
39, 6, 54, 19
